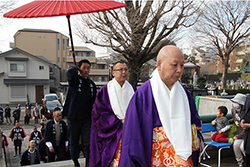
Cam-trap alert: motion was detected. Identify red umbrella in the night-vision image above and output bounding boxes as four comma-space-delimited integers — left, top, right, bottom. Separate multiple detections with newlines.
4, 0, 126, 64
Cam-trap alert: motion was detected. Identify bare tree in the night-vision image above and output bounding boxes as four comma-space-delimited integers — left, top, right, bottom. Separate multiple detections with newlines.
75, 0, 202, 86
238, 45, 250, 71
0, 0, 16, 14
192, 0, 250, 88
0, 0, 17, 28
200, 63, 217, 75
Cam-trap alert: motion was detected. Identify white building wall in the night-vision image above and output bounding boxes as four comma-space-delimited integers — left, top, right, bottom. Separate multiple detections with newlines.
0, 51, 50, 104
0, 54, 10, 104
27, 57, 49, 79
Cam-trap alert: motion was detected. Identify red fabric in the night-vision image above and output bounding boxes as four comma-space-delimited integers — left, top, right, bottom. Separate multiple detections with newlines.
211, 133, 229, 143
9, 126, 27, 138
45, 112, 50, 118
1, 134, 9, 148
4, 0, 126, 18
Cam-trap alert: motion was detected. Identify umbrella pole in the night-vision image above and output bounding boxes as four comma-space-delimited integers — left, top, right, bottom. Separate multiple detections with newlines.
67, 15, 76, 65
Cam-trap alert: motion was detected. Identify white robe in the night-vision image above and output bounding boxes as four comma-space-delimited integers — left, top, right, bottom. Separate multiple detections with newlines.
107, 78, 134, 119
150, 69, 192, 160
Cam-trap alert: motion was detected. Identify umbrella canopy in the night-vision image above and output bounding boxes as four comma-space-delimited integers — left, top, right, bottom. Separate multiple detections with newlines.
4, 0, 126, 64
3, 0, 126, 18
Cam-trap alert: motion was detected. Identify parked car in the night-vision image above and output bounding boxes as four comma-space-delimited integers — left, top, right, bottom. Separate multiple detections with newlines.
45, 100, 63, 119
42, 93, 59, 104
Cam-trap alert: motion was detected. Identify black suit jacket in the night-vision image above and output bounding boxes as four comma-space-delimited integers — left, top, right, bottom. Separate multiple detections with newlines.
44, 119, 68, 153
241, 94, 250, 154
20, 149, 40, 166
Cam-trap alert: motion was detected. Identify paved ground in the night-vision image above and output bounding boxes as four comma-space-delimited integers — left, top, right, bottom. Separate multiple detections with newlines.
0, 107, 242, 167
0, 107, 38, 167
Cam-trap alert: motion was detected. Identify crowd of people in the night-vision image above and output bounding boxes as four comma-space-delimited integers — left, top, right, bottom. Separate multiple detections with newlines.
0, 102, 40, 126
1, 45, 250, 167
207, 93, 249, 167
0, 102, 71, 166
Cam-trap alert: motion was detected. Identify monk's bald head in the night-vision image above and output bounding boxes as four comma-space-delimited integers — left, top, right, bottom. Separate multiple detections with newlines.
156, 45, 184, 89
157, 45, 184, 62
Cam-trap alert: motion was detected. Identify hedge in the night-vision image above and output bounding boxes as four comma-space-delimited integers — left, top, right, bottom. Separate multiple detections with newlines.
218, 89, 250, 95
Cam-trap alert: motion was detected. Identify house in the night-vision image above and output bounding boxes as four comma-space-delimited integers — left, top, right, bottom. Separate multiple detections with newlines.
0, 48, 56, 105
182, 47, 217, 65
10, 28, 69, 82
10, 28, 111, 90
218, 43, 250, 72
35, 55, 61, 92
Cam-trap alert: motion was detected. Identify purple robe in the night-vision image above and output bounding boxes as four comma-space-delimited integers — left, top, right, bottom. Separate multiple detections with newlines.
90, 84, 136, 167
119, 80, 202, 167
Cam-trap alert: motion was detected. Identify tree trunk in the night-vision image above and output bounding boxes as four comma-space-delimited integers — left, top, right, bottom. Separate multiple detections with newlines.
127, 61, 141, 87
128, 70, 140, 87
221, 56, 229, 89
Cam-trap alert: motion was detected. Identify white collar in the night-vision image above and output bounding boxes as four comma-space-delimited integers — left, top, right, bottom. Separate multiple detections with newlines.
54, 119, 60, 124
107, 78, 134, 119
150, 69, 192, 160
28, 149, 35, 153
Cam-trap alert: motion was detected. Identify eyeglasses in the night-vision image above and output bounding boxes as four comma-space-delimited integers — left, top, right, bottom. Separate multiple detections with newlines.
113, 68, 128, 72
55, 114, 62, 117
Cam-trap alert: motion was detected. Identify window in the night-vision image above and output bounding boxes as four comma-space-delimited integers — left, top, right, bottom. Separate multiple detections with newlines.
71, 52, 83, 57
10, 85, 25, 98
63, 39, 65, 50
63, 70, 65, 75
63, 57, 65, 62
57, 39, 60, 50
98, 64, 105, 69
49, 67, 53, 73
10, 63, 25, 72
39, 66, 44, 70
58, 57, 60, 63
82, 52, 90, 57
98, 77, 105, 82
75, 51, 79, 57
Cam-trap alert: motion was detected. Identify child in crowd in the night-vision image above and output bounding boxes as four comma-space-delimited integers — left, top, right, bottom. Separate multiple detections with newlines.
211, 106, 232, 143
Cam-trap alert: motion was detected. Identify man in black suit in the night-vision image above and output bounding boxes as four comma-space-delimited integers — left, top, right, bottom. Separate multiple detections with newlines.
38, 139, 48, 163
241, 94, 250, 167
44, 109, 68, 162
9, 122, 27, 156
63, 59, 97, 167
28, 126, 43, 147
20, 140, 40, 166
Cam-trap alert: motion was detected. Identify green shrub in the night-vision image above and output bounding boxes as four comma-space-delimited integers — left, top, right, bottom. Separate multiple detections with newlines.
218, 89, 250, 95
241, 73, 250, 81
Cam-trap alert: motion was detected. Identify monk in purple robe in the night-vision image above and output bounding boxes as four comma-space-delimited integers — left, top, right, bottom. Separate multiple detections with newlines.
119, 45, 202, 167
90, 61, 136, 167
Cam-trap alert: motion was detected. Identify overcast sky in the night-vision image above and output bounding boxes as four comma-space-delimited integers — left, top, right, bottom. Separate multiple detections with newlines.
0, 0, 192, 56
0, 0, 107, 55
